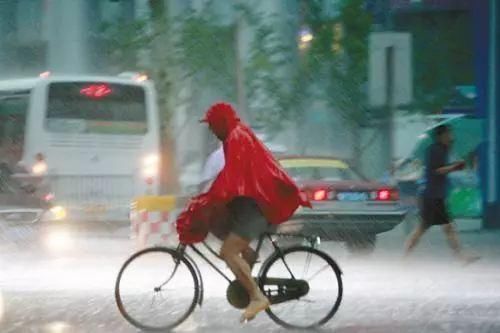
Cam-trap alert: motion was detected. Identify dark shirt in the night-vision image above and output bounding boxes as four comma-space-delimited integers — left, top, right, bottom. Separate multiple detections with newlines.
423, 143, 449, 199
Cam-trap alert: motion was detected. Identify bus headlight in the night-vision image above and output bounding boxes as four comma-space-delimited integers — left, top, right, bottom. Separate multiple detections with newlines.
142, 154, 159, 178
49, 206, 67, 221
32, 153, 48, 175
32, 161, 48, 175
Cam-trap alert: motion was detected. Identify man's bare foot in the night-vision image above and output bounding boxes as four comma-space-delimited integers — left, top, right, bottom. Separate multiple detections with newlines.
240, 296, 270, 323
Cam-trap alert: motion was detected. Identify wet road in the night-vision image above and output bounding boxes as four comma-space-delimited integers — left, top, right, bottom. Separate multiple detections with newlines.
1, 225, 500, 333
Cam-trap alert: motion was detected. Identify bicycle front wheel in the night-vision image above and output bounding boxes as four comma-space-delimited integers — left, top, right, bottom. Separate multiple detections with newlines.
115, 247, 199, 331
259, 246, 343, 329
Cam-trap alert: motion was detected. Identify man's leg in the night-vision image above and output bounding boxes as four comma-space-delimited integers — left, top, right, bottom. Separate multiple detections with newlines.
406, 196, 430, 255
210, 227, 256, 267
241, 247, 258, 267
405, 224, 428, 255
441, 223, 480, 264
220, 233, 269, 321
441, 223, 461, 256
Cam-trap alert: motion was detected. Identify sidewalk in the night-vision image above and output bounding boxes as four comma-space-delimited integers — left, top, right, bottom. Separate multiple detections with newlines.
376, 217, 499, 260
455, 217, 483, 231
400, 212, 483, 233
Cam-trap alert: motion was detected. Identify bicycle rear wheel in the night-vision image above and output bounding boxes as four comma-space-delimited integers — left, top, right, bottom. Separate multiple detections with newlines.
115, 247, 199, 331
259, 246, 343, 329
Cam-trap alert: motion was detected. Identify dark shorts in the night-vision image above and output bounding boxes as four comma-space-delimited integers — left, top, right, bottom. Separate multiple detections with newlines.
226, 197, 272, 241
420, 197, 450, 227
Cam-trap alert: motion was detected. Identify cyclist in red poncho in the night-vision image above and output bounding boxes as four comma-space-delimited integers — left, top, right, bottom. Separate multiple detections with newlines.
176, 102, 310, 322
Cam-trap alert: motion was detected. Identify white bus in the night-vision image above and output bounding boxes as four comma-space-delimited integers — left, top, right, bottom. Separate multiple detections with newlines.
0, 73, 160, 223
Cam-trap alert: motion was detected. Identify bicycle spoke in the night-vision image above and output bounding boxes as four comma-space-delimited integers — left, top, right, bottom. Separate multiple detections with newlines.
150, 292, 158, 308
261, 247, 343, 329
302, 251, 313, 279
306, 263, 331, 282
274, 297, 300, 317
157, 291, 165, 301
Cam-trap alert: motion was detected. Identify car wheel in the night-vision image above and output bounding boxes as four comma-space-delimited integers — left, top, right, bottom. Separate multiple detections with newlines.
345, 234, 376, 254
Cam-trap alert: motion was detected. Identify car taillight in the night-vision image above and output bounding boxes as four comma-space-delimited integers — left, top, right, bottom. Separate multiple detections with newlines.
306, 188, 336, 201
377, 189, 398, 201
313, 189, 327, 201
378, 189, 390, 201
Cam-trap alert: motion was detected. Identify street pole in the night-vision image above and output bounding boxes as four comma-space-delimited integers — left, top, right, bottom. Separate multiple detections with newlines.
383, 0, 394, 173
485, 0, 499, 228
234, 7, 249, 123
385, 46, 395, 172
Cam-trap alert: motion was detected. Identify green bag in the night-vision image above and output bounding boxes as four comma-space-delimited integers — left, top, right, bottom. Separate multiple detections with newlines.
448, 186, 482, 218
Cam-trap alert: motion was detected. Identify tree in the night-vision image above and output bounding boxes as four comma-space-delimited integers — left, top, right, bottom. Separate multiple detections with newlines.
302, 0, 372, 122
285, 0, 372, 166
99, 0, 373, 173
224, 0, 372, 163
99, 1, 243, 192
174, 8, 237, 102
100, 1, 179, 193
244, 10, 300, 134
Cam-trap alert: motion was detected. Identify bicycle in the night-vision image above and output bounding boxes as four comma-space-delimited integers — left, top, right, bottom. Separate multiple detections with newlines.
115, 232, 343, 331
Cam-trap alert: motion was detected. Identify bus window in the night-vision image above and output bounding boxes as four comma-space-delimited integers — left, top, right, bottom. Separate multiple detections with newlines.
45, 82, 147, 135
0, 94, 28, 170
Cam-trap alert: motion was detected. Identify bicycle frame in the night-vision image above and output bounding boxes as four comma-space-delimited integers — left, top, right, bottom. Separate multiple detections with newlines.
175, 232, 320, 307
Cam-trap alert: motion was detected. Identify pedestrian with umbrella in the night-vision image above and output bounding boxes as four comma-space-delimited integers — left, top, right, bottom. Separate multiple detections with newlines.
405, 123, 480, 264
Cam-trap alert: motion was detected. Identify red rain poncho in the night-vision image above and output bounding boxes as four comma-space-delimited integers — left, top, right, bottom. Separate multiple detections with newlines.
176, 102, 310, 244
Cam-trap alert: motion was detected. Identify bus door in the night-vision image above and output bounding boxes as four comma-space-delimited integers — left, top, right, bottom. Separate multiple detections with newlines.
0, 91, 29, 194
0, 92, 29, 168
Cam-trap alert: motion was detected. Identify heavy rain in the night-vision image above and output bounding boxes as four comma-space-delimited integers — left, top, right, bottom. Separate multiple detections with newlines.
0, 1, 498, 332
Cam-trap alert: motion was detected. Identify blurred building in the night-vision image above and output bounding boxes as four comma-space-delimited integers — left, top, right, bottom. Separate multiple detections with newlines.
170, 0, 356, 191
387, 0, 500, 230
370, 0, 499, 229
0, 0, 367, 192
0, 0, 136, 77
